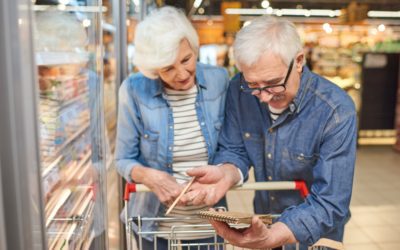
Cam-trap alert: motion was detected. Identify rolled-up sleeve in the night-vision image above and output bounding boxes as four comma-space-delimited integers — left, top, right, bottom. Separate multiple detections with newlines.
115, 79, 142, 183
279, 111, 357, 245
212, 81, 250, 180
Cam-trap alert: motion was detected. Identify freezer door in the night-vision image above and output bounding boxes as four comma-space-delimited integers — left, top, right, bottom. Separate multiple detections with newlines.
32, 0, 108, 249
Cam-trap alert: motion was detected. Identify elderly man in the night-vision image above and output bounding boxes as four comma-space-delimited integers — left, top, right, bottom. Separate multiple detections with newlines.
183, 16, 357, 249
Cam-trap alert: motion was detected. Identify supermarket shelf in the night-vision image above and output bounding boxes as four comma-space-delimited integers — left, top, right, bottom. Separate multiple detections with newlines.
358, 137, 397, 145
36, 51, 89, 66
42, 122, 90, 167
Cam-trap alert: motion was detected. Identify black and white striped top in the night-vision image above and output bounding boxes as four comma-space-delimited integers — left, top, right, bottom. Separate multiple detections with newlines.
158, 85, 211, 239
166, 86, 208, 173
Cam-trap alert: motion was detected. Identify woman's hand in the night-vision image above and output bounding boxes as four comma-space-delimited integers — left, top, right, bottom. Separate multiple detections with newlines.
131, 166, 183, 205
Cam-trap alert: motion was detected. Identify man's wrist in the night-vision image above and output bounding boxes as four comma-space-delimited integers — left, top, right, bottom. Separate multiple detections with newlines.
269, 222, 297, 247
220, 163, 241, 187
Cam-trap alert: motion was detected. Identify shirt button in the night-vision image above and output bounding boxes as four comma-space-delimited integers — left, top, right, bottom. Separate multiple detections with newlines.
200, 122, 205, 126
169, 126, 173, 129
289, 103, 296, 112
267, 153, 272, 159
297, 153, 305, 160
269, 128, 274, 133
168, 146, 172, 150
168, 164, 172, 168
244, 132, 251, 138
144, 134, 149, 139
268, 176, 272, 181
271, 196, 275, 201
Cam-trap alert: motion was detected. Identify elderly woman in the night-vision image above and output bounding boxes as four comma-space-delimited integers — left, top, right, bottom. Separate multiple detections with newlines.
115, 6, 230, 250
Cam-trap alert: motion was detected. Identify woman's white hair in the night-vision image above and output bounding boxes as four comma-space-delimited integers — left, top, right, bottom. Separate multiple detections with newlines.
133, 6, 199, 79
233, 16, 304, 71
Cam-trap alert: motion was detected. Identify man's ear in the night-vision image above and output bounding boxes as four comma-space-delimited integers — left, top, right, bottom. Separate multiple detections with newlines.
295, 52, 305, 73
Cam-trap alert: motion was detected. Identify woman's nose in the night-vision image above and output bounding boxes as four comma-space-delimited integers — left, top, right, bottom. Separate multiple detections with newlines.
176, 66, 190, 79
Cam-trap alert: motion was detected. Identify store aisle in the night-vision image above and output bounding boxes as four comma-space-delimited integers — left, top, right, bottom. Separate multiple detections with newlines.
227, 146, 400, 250
345, 146, 400, 250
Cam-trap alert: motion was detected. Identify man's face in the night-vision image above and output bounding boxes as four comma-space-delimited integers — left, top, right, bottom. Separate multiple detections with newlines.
157, 39, 197, 91
241, 52, 303, 110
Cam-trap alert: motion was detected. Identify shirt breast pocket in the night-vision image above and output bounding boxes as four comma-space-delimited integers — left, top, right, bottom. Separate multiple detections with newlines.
140, 129, 159, 162
280, 148, 318, 180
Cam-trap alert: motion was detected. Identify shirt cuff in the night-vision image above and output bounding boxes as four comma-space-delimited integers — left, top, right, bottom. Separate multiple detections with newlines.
216, 163, 244, 186
235, 167, 244, 186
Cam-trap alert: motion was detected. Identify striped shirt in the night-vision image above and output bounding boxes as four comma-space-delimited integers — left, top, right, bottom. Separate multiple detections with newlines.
158, 85, 212, 239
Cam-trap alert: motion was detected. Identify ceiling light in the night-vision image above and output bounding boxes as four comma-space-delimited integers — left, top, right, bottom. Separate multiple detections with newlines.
82, 19, 91, 27
198, 7, 205, 14
378, 24, 386, 32
261, 0, 270, 9
57, 4, 66, 10
225, 8, 268, 15
243, 21, 252, 27
58, 0, 70, 4
193, 0, 203, 9
368, 11, 400, 18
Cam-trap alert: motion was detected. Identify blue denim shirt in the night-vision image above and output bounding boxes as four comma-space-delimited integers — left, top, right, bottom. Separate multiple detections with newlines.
213, 66, 357, 246
115, 63, 229, 238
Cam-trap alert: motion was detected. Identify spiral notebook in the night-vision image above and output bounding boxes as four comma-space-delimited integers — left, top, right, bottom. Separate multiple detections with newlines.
197, 210, 273, 225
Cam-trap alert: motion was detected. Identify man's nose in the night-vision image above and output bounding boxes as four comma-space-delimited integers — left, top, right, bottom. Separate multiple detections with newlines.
258, 90, 274, 103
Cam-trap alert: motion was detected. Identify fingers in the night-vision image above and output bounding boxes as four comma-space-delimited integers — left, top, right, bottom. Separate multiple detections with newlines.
186, 166, 208, 178
210, 220, 243, 245
191, 190, 207, 205
156, 181, 183, 205
252, 216, 266, 231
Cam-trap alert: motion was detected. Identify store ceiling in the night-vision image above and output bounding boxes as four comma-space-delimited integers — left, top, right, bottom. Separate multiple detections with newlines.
165, 0, 400, 14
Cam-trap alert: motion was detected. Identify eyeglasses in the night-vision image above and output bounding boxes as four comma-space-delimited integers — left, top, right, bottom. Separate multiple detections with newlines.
240, 59, 294, 95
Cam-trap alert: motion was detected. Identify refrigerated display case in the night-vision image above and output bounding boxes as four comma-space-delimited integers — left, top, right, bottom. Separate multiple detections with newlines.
1, 0, 151, 249
1, 0, 111, 249
33, 1, 108, 248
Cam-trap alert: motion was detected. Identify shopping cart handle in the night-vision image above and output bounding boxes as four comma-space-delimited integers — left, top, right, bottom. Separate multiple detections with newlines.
124, 181, 309, 200
124, 183, 136, 201
295, 180, 309, 198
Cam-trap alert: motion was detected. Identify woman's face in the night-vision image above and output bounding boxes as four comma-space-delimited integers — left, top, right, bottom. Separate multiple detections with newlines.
157, 39, 197, 91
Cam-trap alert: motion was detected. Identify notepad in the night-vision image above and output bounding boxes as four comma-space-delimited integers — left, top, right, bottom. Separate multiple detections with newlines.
197, 210, 273, 225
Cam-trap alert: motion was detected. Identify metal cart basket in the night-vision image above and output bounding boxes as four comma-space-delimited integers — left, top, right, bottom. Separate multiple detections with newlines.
124, 181, 343, 250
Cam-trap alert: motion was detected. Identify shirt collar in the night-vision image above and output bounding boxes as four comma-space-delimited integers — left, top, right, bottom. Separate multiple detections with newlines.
152, 62, 207, 98
290, 65, 313, 114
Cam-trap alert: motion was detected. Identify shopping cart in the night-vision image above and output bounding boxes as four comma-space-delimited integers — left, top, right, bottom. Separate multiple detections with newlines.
124, 181, 344, 250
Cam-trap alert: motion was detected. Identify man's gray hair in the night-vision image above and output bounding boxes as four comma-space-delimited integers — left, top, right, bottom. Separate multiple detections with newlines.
133, 6, 199, 79
233, 16, 303, 70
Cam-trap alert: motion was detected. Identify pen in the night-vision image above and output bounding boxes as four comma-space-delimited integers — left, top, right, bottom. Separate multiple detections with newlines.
165, 177, 195, 216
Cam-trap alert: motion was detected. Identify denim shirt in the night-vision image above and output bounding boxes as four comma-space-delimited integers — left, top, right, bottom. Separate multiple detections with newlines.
213, 66, 357, 246
115, 63, 229, 238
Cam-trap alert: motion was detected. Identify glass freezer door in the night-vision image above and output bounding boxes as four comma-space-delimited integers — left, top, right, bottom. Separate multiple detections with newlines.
32, 1, 107, 249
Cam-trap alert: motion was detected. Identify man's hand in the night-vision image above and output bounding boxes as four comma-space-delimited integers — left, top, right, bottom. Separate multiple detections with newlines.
210, 216, 297, 249
131, 166, 183, 205
181, 164, 241, 206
